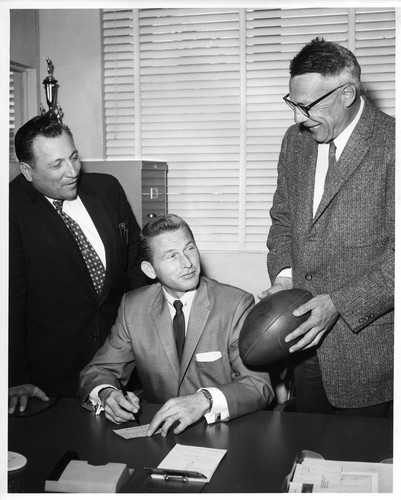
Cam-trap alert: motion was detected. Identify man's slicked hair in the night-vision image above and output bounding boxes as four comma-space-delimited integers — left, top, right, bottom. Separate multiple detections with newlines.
290, 37, 361, 89
14, 113, 73, 166
139, 214, 195, 263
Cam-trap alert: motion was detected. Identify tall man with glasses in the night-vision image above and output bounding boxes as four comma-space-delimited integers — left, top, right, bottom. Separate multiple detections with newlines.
259, 38, 394, 417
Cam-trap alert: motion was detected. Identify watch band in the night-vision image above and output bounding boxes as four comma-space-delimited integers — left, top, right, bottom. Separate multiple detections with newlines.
200, 389, 213, 413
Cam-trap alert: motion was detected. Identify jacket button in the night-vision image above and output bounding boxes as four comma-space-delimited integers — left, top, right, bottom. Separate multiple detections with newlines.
359, 318, 364, 324
305, 274, 313, 281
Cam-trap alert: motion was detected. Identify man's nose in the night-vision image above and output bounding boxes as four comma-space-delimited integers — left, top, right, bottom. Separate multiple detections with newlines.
294, 107, 308, 125
65, 159, 80, 177
179, 253, 192, 268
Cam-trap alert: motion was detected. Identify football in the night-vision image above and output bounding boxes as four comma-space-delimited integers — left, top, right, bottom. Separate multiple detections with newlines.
239, 288, 313, 366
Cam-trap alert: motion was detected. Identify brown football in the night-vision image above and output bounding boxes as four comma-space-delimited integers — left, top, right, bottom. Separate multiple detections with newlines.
239, 288, 313, 366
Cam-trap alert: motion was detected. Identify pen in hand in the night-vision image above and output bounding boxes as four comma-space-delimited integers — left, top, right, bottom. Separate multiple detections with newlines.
117, 378, 141, 425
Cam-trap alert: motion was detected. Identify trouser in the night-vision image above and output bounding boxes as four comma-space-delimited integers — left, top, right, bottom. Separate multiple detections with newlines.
293, 349, 393, 418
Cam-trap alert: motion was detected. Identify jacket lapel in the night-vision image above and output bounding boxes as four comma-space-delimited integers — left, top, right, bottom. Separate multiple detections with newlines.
25, 185, 91, 280
150, 288, 181, 381
179, 278, 211, 386
295, 135, 318, 230
313, 99, 374, 224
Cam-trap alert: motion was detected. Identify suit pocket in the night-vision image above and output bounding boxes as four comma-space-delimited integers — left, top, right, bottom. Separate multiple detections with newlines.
194, 355, 229, 386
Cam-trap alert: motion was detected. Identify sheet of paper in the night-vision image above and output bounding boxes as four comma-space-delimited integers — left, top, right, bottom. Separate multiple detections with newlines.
113, 424, 161, 439
291, 463, 378, 493
289, 457, 392, 493
157, 444, 227, 482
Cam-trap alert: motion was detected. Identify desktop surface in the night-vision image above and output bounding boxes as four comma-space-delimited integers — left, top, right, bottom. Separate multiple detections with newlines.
8, 397, 393, 493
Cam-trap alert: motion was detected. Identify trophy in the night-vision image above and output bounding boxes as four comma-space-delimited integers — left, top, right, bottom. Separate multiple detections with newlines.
40, 57, 64, 122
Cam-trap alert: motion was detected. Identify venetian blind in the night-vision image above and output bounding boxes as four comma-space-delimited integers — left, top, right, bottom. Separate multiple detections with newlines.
9, 71, 16, 162
101, 8, 395, 252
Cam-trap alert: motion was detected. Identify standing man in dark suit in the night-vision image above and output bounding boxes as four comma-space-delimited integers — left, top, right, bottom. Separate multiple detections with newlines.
9, 113, 147, 413
260, 38, 394, 417
79, 214, 273, 436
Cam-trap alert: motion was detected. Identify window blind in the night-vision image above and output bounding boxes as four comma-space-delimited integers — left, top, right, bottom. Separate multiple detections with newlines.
101, 7, 395, 252
9, 70, 16, 162
103, 9, 136, 158
354, 8, 395, 117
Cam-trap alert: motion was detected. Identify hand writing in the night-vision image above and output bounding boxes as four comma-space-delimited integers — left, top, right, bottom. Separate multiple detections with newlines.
101, 388, 141, 424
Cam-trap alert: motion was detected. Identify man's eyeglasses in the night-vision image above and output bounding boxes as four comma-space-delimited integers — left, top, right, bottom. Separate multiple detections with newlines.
283, 84, 348, 118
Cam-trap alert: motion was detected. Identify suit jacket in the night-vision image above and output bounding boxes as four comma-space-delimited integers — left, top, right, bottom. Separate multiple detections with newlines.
267, 98, 394, 408
9, 173, 147, 397
79, 277, 273, 419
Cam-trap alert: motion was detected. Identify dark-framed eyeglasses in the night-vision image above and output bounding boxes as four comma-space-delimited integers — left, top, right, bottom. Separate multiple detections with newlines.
283, 84, 348, 118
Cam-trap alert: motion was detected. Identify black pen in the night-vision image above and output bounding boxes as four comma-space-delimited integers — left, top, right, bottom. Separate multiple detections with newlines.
117, 378, 141, 425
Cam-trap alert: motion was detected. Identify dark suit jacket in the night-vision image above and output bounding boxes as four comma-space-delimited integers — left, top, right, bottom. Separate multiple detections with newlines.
9, 173, 147, 397
79, 277, 273, 419
267, 98, 394, 408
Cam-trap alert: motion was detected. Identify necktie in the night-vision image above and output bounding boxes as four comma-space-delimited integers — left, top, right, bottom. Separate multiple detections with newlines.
324, 140, 337, 190
173, 300, 185, 362
53, 200, 106, 295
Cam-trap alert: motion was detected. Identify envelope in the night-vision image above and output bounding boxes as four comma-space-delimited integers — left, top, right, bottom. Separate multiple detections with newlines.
195, 351, 222, 362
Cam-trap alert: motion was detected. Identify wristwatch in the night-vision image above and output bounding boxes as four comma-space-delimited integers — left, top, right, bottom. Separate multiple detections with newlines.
200, 389, 213, 413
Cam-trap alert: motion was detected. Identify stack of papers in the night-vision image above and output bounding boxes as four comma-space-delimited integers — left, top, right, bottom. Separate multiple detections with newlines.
287, 457, 392, 493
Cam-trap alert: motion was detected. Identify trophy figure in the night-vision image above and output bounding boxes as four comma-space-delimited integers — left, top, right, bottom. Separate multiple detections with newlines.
40, 57, 64, 122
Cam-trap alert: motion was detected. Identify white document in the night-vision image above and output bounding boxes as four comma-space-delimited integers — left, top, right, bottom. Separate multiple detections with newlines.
155, 444, 227, 482
289, 457, 392, 493
113, 424, 161, 439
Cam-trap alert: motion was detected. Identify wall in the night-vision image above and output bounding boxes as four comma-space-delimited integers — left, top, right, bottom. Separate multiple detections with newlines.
39, 9, 103, 159
10, 10, 39, 69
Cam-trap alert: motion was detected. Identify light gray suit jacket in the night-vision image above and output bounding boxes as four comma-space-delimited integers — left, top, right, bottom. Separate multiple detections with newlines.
79, 277, 273, 419
267, 98, 394, 408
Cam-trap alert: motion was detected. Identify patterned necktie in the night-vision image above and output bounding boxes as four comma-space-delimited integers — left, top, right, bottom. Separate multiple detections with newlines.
324, 140, 337, 190
173, 300, 185, 362
53, 200, 106, 295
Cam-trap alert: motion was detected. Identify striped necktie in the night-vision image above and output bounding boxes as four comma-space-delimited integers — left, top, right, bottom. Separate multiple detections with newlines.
53, 200, 106, 294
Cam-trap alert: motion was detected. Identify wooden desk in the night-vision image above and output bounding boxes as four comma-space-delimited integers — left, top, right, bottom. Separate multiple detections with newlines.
8, 397, 393, 493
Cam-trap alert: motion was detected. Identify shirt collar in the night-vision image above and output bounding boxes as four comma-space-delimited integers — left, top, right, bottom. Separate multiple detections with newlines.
163, 287, 197, 307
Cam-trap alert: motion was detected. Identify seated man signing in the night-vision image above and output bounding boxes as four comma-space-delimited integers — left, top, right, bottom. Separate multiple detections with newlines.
79, 214, 273, 435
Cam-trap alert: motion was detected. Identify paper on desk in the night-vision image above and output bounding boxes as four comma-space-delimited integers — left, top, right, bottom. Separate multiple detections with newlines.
289, 457, 392, 493
156, 444, 227, 482
113, 424, 161, 439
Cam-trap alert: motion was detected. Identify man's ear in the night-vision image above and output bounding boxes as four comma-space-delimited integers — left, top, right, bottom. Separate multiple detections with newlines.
19, 162, 33, 182
141, 260, 156, 280
343, 83, 357, 108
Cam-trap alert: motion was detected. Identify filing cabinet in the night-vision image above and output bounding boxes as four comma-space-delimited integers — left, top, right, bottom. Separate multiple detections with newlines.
141, 160, 168, 227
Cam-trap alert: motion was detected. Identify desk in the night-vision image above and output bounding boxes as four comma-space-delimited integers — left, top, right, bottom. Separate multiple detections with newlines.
8, 398, 393, 493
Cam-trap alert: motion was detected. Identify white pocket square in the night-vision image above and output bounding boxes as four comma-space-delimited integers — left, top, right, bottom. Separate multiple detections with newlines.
195, 351, 222, 362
